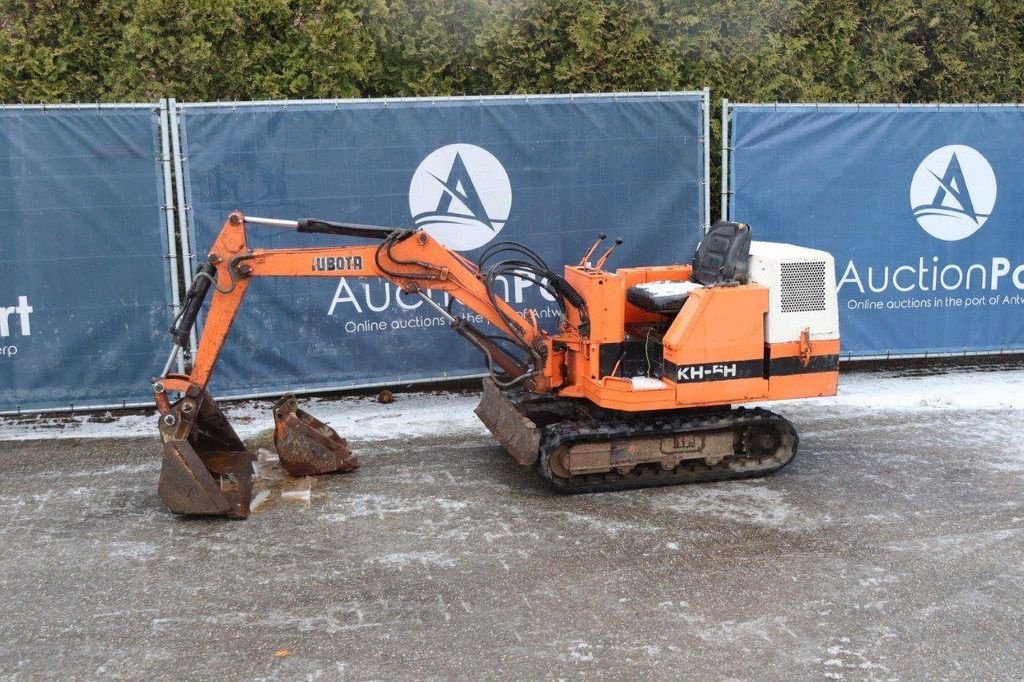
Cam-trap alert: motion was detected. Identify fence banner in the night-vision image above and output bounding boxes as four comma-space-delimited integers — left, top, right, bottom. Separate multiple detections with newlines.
728, 103, 1024, 358
178, 93, 708, 397
0, 105, 172, 412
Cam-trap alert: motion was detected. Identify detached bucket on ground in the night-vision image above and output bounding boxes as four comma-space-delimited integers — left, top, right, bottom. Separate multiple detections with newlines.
155, 386, 357, 519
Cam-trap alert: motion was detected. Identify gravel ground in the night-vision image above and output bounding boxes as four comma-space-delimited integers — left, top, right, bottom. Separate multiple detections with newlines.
0, 404, 1022, 680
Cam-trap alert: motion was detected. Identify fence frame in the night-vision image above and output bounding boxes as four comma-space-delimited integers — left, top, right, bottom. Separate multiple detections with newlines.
0, 101, 183, 415
5, 95, 1022, 413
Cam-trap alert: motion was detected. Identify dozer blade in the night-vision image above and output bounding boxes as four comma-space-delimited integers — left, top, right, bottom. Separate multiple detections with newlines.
272, 394, 359, 476
475, 378, 541, 465
157, 388, 254, 519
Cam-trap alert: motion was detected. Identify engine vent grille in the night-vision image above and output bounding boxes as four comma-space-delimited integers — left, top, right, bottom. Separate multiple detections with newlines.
780, 261, 827, 312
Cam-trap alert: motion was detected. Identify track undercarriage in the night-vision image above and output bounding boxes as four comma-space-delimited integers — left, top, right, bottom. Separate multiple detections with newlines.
476, 378, 799, 493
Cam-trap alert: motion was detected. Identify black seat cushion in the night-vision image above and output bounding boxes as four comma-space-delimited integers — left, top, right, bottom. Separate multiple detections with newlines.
691, 221, 751, 286
626, 280, 703, 314
626, 222, 752, 315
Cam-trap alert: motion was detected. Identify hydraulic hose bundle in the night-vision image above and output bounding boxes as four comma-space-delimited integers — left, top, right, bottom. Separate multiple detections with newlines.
475, 240, 591, 340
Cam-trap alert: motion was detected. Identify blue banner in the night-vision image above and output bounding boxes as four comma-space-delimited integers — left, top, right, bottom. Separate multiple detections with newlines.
730, 104, 1024, 357
0, 106, 171, 412
180, 94, 707, 397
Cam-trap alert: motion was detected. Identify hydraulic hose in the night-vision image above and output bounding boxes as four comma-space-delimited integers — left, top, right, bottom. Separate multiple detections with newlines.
548, 273, 590, 337
170, 263, 215, 348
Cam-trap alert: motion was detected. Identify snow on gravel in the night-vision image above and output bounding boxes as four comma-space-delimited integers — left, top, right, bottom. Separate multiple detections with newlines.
1, 366, 1022, 443
799, 366, 1024, 413
0, 391, 486, 442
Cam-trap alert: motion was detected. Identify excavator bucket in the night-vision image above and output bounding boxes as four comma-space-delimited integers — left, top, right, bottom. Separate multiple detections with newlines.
157, 388, 254, 519
156, 389, 358, 519
272, 394, 359, 476
475, 378, 542, 466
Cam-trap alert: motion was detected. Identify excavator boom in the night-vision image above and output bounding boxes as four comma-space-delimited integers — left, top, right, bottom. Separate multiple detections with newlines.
175, 213, 549, 391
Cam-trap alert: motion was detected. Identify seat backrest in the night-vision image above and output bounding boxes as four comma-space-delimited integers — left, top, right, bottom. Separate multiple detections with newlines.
691, 221, 751, 285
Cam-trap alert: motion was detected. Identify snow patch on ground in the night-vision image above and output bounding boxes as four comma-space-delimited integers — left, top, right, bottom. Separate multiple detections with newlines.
104, 542, 158, 562
321, 493, 470, 522
651, 480, 800, 527
365, 552, 457, 569
773, 366, 1024, 413
566, 641, 596, 663
1, 366, 1022, 443
882, 527, 1020, 555
0, 392, 485, 442
554, 510, 662, 537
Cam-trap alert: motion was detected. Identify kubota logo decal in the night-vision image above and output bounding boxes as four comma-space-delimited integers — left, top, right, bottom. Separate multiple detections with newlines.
408, 144, 511, 251
313, 255, 363, 272
910, 145, 996, 241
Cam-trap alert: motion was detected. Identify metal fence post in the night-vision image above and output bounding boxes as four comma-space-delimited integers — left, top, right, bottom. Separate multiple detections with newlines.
720, 98, 730, 222
158, 98, 184, 373
167, 98, 197, 359
701, 87, 711, 233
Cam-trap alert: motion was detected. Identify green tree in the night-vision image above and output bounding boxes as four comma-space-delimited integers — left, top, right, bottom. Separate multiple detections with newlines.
478, 0, 679, 94
105, 0, 383, 101
367, 0, 494, 96
912, 0, 1024, 102
2, 0, 1023, 108
0, 0, 133, 102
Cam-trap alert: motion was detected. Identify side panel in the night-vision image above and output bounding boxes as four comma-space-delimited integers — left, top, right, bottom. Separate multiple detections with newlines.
662, 286, 770, 405
562, 267, 626, 344
766, 339, 840, 400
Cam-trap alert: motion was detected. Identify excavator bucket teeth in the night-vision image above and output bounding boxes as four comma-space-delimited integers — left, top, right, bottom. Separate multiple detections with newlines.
475, 378, 541, 465
157, 388, 254, 519
272, 394, 359, 476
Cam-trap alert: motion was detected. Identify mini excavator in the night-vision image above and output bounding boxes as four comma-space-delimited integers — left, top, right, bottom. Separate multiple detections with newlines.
153, 212, 840, 518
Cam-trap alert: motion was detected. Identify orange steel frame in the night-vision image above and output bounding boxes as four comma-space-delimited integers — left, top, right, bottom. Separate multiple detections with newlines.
157, 212, 838, 415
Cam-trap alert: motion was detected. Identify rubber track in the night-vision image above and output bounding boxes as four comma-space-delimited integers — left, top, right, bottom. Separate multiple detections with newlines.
536, 407, 799, 493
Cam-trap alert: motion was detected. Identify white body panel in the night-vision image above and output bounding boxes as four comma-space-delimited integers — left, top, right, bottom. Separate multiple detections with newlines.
748, 241, 840, 344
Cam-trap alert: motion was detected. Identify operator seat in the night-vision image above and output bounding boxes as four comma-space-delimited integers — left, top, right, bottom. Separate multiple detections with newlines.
625, 221, 752, 314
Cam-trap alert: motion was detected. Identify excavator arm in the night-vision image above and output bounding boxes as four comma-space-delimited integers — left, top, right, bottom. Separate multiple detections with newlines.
152, 211, 565, 518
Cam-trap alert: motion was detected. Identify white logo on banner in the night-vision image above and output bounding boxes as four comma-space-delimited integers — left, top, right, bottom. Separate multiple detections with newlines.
910, 145, 996, 241
408, 144, 511, 251
0, 295, 32, 358
0, 296, 32, 338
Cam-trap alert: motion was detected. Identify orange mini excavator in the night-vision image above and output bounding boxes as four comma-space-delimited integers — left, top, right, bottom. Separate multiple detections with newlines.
153, 212, 840, 518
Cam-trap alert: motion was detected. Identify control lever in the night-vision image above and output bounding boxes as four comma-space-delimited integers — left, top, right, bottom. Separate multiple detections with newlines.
578, 233, 606, 267
594, 238, 624, 270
